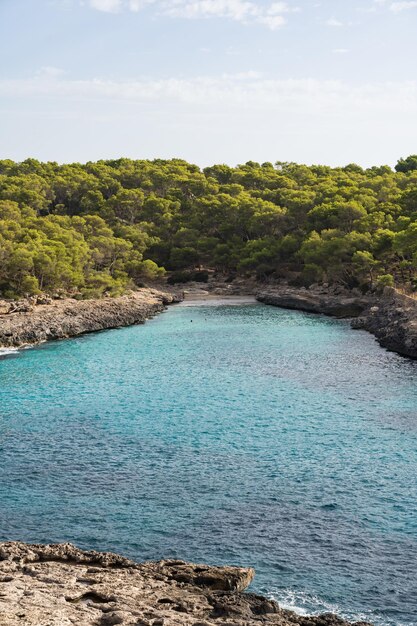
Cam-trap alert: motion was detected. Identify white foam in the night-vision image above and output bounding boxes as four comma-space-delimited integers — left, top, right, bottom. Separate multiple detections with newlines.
270, 589, 383, 626
0, 347, 20, 357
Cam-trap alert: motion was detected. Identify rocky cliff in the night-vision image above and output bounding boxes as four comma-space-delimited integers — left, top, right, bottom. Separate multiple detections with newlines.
0, 289, 181, 349
352, 287, 417, 359
0, 542, 372, 626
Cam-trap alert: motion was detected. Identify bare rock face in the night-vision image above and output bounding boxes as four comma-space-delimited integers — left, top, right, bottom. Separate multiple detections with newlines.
257, 285, 417, 359
0, 289, 181, 349
256, 287, 371, 319
0, 542, 373, 626
352, 287, 417, 359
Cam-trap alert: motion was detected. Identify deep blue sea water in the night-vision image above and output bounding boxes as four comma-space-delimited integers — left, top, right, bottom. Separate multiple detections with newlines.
0, 300, 416, 626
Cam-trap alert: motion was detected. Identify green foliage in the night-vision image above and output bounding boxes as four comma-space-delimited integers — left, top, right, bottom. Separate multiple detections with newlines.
1, 156, 417, 297
376, 274, 395, 289
138, 259, 166, 281
395, 155, 417, 174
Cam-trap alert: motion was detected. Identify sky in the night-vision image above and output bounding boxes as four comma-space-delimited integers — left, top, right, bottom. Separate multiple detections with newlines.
0, 0, 416, 168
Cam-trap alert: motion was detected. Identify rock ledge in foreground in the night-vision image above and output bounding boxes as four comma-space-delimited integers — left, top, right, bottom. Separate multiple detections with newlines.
0, 542, 373, 626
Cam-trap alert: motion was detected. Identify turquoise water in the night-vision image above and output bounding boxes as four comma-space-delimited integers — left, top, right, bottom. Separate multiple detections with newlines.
0, 301, 416, 626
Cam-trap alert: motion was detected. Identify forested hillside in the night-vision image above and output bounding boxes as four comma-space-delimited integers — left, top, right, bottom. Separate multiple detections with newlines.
1, 156, 417, 299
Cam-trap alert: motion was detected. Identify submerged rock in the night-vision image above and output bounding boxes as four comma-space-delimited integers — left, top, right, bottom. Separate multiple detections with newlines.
0, 542, 373, 626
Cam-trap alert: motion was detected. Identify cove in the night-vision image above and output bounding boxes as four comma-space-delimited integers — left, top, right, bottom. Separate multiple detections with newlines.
0, 301, 416, 626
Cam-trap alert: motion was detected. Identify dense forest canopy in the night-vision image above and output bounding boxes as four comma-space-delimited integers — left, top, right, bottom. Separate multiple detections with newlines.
0, 156, 417, 298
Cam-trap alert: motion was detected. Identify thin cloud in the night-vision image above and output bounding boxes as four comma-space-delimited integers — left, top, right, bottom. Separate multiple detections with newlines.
325, 17, 343, 26
36, 66, 66, 77
373, 0, 417, 11
2, 72, 416, 115
89, 0, 123, 12
86, 0, 299, 28
390, 1, 417, 11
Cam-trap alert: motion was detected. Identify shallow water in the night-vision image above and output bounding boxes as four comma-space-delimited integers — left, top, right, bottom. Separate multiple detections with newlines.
0, 302, 416, 625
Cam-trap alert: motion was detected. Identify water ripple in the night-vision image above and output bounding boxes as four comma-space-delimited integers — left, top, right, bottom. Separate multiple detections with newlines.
0, 303, 416, 626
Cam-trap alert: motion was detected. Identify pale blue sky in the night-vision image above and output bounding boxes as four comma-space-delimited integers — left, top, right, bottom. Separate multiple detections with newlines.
1, 0, 416, 167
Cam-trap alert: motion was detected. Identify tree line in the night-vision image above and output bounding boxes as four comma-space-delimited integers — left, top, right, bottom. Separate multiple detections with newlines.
0, 156, 416, 298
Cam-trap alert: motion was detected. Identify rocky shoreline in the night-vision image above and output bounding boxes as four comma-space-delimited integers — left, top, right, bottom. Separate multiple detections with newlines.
256, 286, 372, 319
1, 281, 417, 360
0, 542, 372, 626
352, 287, 417, 359
0, 289, 181, 349
256, 285, 417, 359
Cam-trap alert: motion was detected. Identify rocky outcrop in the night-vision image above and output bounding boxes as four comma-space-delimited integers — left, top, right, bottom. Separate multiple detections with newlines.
257, 287, 371, 319
0, 289, 181, 349
352, 287, 417, 359
257, 285, 417, 359
0, 542, 372, 626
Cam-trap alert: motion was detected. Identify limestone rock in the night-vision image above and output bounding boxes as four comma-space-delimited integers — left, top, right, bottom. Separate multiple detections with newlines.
352, 287, 417, 359
256, 287, 371, 319
257, 285, 417, 360
0, 289, 182, 349
0, 542, 373, 626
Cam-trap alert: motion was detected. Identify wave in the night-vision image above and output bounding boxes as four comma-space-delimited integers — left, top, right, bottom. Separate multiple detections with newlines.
0, 347, 20, 357
269, 588, 412, 626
